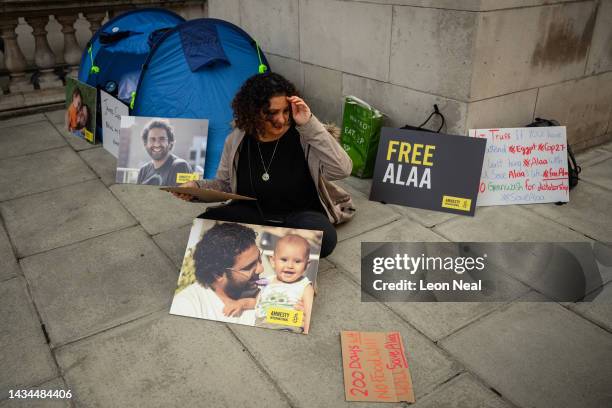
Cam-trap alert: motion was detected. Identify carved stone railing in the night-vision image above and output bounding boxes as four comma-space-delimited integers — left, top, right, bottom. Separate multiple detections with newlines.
0, 1, 206, 117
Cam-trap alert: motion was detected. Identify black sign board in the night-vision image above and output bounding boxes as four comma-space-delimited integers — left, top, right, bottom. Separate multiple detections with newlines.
369, 128, 486, 216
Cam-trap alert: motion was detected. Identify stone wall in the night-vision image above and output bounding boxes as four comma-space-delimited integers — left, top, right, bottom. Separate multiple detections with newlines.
1, 3, 207, 71
209, 0, 612, 151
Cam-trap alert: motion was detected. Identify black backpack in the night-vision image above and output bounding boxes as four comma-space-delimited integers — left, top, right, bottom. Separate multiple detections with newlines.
401, 104, 445, 133
526, 118, 581, 191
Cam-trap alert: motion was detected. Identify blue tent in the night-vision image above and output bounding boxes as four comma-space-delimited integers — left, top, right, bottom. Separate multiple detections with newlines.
79, 8, 185, 104
132, 18, 269, 177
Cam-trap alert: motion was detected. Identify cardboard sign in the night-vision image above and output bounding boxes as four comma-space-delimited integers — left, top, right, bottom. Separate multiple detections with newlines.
369, 128, 486, 216
469, 127, 569, 206
340, 331, 415, 403
65, 77, 97, 144
169, 219, 322, 335
160, 186, 255, 202
101, 90, 129, 158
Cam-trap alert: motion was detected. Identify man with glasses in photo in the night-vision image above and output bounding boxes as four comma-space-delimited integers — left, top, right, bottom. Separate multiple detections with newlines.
170, 222, 263, 324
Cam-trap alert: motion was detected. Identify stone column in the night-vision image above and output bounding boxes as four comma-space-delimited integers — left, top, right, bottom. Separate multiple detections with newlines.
0, 18, 34, 93
85, 11, 106, 35
57, 14, 82, 78
26, 15, 63, 89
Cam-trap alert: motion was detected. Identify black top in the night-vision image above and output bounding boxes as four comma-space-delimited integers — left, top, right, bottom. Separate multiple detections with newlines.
137, 154, 192, 186
236, 126, 324, 216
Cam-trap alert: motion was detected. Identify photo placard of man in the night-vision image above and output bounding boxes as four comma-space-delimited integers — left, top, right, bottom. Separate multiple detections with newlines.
170, 223, 263, 325
137, 120, 193, 186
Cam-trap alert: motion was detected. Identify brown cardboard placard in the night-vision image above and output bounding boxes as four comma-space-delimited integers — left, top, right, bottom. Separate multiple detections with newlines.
160, 186, 255, 202
340, 331, 415, 403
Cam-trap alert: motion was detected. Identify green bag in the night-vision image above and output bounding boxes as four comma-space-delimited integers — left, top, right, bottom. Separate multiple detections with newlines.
340, 96, 383, 178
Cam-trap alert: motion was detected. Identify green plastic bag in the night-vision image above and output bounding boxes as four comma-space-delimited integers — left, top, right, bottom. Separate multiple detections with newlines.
340, 96, 383, 178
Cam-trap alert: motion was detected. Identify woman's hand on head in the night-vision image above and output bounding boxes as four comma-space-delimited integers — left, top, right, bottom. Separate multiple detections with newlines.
172, 180, 199, 202
287, 96, 312, 126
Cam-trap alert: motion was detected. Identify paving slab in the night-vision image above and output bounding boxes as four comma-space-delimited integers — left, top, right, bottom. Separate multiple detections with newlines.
43, 110, 64, 126
523, 182, 612, 242
0, 180, 136, 258
575, 147, 612, 167
110, 184, 209, 235
329, 219, 446, 281
0, 113, 47, 129
57, 127, 98, 151
0, 277, 57, 400
318, 258, 334, 274
0, 224, 19, 282
230, 269, 461, 406
440, 301, 612, 408
341, 175, 372, 197
329, 221, 529, 341
341, 177, 458, 228
581, 157, 612, 191
152, 224, 192, 269
334, 182, 400, 242
0, 121, 66, 160
78, 147, 117, 186
391, 302, 507, 343
0, 378, 70, 408
56, 312, 290, 408
20, 226, 177, 346
475, 242, 612, 302
572, 281, 612, 332
390, 206, 458, 229
45, 119, 98, 152
434, 205, 591, 242
0, 147, 96, 202
412, 373, 511, 408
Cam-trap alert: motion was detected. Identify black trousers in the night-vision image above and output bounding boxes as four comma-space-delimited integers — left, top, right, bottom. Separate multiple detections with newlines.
198, 202, 338, 258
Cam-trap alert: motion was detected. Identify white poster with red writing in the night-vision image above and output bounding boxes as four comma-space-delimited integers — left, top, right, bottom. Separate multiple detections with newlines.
469, 127, 569, 206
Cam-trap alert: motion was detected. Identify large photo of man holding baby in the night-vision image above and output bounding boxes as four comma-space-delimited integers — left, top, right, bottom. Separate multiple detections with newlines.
116, 116, 208, 186
170, 219, 322, 334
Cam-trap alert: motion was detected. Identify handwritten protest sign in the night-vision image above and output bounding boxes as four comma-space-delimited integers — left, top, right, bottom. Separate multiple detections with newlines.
340, 331, 415, 403
469, 127, 569, 206
101, 90, 129, 158
369, 128, 486, 216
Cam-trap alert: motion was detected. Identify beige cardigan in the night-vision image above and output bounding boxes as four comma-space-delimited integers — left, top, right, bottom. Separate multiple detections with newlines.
196, 114, 356, 224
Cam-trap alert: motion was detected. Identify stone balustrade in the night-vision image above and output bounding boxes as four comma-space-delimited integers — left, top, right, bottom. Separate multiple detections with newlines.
0, 0, 206, 116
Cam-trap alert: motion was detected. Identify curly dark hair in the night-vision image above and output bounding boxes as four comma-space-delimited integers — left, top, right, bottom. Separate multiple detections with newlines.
232, 72, 300, 137
141, 120, 175, 143
193, 222, 257, 287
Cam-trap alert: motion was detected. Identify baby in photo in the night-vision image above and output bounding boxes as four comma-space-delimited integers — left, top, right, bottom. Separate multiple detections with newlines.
224, 234, 315, 334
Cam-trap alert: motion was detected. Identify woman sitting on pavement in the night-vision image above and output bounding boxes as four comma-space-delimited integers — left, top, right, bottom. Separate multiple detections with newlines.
174, 72, 355, 257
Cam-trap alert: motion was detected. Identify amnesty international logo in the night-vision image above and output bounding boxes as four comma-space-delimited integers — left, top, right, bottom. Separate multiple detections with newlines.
441, 196, 472, 211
